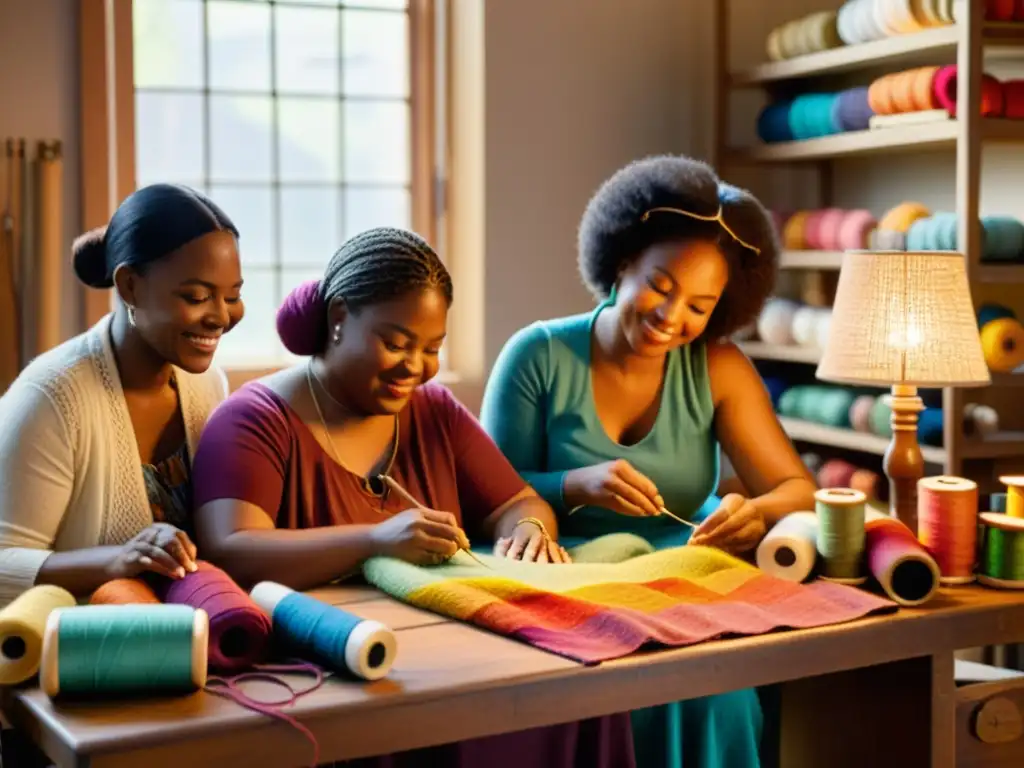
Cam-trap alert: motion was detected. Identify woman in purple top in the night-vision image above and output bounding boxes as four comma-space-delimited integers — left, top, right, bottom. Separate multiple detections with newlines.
191, 227, 634, 768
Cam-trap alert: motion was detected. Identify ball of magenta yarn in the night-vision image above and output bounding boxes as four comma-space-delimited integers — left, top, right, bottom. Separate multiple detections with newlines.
156, 561, 272, 673
277, 279, 328, 356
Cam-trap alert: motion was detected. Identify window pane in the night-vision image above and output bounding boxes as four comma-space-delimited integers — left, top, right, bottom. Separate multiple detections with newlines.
278, 98, 341, 182
210, 96, 274, 182
207, 184, 275, 267
276, 0, 339, 5
344, 186, 410, 238
275, 5, 340, 95
281, 187, 341, 267
207, 1, 272, 92
343, 100, 409, 184
344, 1, 409, 8
134, 0, 204, 88
342, 10, 408, 98
135, 92, 205, 183
215, 269, 281, 366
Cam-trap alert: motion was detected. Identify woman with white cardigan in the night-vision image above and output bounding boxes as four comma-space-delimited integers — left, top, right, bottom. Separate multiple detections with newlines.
0, 183, 245, 605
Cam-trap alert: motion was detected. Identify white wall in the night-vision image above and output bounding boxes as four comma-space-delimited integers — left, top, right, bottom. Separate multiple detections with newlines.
0, 0, 82, 344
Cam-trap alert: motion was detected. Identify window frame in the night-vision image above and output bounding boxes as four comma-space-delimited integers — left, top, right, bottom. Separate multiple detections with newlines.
80, 0, 443, 389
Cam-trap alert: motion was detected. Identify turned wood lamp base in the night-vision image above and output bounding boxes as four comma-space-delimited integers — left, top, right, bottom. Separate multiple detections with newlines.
882, 383, 926, 535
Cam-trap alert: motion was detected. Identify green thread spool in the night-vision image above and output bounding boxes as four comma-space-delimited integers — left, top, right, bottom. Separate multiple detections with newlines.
815, 487, 867, 584
978, 513, 1024, 589
40, 604, 209, 699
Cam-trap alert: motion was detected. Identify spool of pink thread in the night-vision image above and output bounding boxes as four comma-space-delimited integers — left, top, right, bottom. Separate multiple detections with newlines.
155, 561, 272, 673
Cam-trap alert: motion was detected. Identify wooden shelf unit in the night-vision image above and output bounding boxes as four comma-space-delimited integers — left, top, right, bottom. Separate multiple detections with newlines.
712, 4, 1024, 482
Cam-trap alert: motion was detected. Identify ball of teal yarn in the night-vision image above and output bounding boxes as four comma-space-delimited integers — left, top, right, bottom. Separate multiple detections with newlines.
935, 213, 959, 251
906, 218, 929, 251
917, 408, 943, 446
978, 303, 1016, 329
870, 397, 893, 437
816, 389, 856, 428
981, 216, 1024, 262
777, 387, 801, 417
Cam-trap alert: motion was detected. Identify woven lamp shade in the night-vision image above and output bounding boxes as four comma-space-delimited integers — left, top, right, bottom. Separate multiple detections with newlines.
816, 251, 990, 388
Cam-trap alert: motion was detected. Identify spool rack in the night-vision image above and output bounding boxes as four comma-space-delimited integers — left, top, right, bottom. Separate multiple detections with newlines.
711, 2, 1024, 498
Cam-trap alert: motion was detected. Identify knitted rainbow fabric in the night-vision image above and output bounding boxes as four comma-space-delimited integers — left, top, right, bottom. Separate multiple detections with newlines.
362, 535, 895, 664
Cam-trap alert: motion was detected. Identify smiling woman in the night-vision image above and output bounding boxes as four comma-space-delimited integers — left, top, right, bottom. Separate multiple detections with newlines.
0, 183, 240, 604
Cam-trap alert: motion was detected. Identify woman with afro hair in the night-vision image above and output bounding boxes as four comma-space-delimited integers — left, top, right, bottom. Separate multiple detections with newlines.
480, 155, 816, 768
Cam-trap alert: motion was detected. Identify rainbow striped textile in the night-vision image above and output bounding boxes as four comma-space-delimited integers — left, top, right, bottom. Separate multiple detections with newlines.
362, 535, 895, 664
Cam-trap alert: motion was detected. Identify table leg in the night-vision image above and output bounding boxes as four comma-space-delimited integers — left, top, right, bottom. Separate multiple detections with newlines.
770, 654, 955, 768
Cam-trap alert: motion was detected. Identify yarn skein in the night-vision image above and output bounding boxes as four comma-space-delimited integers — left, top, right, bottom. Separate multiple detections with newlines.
90, 578, 161, 605
815, 488, 867, 584
40, 604, 208, 698
918, 476, 978, 585
978, 512, 1024, 588
863, 509, 940, 606
250, 581, 397, 681
155, 561, 272, 673
756, 512, 818, 583
0, 585, 76, 685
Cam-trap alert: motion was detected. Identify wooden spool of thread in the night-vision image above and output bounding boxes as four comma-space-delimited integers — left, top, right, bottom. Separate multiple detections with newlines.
0, 585, 76, 685
864, 509, 941, 606
815, 488, 867, 584
40, 604, 208, 699
250, 581, 397, 681
918, 476, 978, 585
978, 513, 1024, 589
90, 578, 161, 605
154, 561, 272, 674
755, 511, 819, 583
998, 476, 1024, 519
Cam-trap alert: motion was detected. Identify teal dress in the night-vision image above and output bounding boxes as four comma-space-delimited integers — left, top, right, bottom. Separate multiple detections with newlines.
479, 302, 762, 768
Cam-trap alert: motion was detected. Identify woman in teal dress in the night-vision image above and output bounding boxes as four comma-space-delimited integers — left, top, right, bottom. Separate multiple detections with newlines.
480, 155, 817, 768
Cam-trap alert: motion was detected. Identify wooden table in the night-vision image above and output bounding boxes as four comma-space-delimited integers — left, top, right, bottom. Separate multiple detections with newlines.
4, 585, 1024, 768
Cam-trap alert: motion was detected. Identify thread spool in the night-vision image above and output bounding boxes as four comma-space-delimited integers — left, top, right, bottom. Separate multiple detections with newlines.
999, 476, 1024, 519
978, 303, 1016, 329
918, 475, 978, 585
978, 513, 1024, 589
864, 510, 941, 606
154, 561, 271, 674
250, 582, 396, 681
90, 578, 161, 605
992, 493, 1008, 514
757, 298, 798, 345
0, 585, 76, 685
815, 488, 868, 584
980, 317, 1024, 372
850, 394, 877, 432
40, 604, 208, 698
756, 512, 819, 583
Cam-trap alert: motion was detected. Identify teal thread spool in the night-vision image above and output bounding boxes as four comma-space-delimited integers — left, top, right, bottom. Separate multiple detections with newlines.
978, 513, 1024, 589
40, 604, 208, 699
815, 487, 867, 584
249, 582, 396, 681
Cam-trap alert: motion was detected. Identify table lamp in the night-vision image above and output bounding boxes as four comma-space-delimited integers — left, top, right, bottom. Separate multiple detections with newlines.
815, 251, 990, 534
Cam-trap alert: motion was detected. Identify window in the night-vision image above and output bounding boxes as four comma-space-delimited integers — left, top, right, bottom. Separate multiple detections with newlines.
131, 0, 437, 367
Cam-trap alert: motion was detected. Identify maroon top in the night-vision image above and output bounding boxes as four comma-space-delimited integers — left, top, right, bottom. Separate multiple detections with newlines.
193, 381, 527, 535
191, 380, 635, 768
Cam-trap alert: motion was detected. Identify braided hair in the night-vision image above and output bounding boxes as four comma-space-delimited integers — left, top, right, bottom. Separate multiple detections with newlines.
277, 227, 452, 356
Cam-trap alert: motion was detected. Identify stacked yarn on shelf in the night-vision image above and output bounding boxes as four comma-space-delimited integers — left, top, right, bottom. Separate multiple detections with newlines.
776, 209, 877, 252
869, 66, 1007, 119
756, 298, 833, 351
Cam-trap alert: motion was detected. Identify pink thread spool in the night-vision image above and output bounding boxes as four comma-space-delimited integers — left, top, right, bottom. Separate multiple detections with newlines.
156, 561, 273, 673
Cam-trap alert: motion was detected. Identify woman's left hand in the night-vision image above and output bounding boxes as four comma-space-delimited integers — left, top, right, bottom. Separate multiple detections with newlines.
495, 524, 572, 564
688, 494, 766, 555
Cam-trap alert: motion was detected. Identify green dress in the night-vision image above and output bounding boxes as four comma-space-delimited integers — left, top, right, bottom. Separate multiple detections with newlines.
479, 300, 762, 768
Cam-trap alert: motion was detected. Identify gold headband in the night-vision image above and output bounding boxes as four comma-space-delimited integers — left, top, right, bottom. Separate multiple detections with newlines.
640, 206, 761, 255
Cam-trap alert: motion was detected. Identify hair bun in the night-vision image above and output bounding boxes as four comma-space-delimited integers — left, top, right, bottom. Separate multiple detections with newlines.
276, 279, 327, 356
72, 226, 112, 288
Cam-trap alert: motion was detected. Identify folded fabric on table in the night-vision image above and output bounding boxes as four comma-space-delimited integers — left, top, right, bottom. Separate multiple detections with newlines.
362, 533, 896, 665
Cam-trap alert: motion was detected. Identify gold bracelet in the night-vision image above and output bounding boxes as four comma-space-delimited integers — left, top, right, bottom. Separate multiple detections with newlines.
514, 517, 550, 540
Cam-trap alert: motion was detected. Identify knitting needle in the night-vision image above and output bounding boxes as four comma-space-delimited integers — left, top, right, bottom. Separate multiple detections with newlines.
660, 507, 698, 528
377, 474, 491, 568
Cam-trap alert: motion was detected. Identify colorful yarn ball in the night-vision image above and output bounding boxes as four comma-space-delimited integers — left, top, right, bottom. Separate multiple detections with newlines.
757, 299, 799, 345
849, 395, 876, 432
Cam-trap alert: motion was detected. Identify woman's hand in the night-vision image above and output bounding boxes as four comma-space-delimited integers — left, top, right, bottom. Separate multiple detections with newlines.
689, 494, 766, 555
563, 459, 664, 517
106, 523, 199, 580
369, 508, 467, 565
495, 522, 571, 564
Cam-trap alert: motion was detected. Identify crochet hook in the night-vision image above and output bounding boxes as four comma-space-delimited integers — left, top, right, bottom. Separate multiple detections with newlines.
377, 474, 491, 568
660, 507, 698, 528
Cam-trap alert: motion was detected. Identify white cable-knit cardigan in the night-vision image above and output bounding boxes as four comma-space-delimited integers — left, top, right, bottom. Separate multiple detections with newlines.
0, 314, 228, 604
